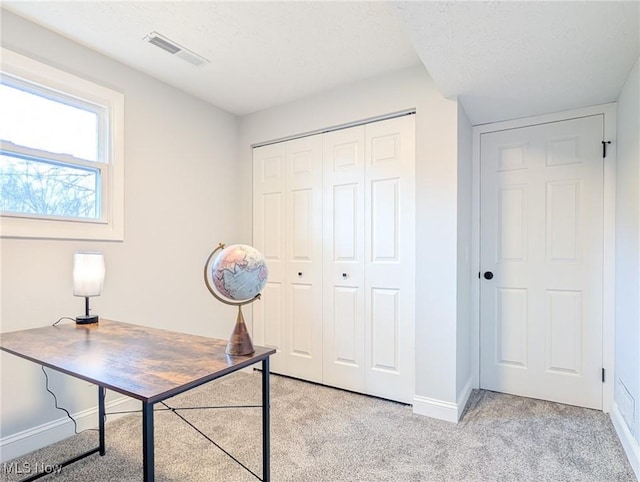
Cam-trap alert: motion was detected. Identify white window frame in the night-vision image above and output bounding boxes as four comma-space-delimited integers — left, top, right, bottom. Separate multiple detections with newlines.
0, 48, 124, 241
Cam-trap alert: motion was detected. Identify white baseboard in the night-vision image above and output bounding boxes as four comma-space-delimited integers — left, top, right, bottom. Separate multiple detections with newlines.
611, 402, 640, 478
0, 396, 139, 463
413, 395, 458, 422
412, 377, 474, 423
456, 377, 473, 420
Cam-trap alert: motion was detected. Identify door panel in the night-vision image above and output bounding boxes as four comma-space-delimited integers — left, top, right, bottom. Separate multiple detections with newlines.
262, 283, 283, 350
291, 189, 312, 259
480, 115, 604, 409
262, 193, 283, 259
546, 181, 581, 262
371, 287, 400, 371
285, 135, 323, 382
498, 185, 527, 262
253, 136, 323, 380
333, 286, 360, 366
252, 143, 287, 374
290, 283, 314, 355
371, 178, 399, 261
333, 184, 359, 260
496, 287, 528, 367
364, 115, 415, 404
546, 289, 582, 374
323, 125, 366, 392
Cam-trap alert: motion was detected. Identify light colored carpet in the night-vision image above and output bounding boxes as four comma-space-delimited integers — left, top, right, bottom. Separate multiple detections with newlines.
1, 371, 636, 481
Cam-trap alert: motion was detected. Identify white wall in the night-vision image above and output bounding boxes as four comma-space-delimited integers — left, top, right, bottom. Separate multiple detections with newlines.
456, 103, 473, 404
614, 56, 640, 450
239, 66, 464, 409
0, 12, 471, 457
0, 10, 242, 447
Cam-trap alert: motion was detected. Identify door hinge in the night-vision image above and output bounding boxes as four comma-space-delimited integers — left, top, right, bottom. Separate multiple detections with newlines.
602, 140, 611, 158
602, 368, 605, 383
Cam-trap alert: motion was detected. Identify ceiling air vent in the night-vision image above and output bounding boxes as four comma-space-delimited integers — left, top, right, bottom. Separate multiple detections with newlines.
143, 31, 209, 67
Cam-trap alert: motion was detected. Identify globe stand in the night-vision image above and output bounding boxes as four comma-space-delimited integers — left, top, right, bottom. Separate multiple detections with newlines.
204, 243, 267, 357
226, 306, 254, 356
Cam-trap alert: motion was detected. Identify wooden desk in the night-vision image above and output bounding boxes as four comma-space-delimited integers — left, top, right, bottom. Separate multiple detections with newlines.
0, 319, 275, 481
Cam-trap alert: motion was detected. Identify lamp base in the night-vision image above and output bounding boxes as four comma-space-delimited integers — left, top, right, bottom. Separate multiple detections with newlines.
76, 315, 99, 325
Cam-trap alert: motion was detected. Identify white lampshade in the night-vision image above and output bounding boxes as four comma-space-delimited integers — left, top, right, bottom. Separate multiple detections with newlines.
73, 252, 105, 297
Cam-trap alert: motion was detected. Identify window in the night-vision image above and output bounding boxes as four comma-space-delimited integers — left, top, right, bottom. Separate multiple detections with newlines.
0, 48, 124, 240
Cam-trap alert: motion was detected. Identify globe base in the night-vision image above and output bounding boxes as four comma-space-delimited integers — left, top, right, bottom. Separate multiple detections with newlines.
226, 306, 255, 356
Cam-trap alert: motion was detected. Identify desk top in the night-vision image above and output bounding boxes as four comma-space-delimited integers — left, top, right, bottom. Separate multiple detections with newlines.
0, 319, 275, 403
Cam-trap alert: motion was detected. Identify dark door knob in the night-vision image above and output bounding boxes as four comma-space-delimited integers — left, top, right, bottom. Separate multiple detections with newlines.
484, 271, 494, 280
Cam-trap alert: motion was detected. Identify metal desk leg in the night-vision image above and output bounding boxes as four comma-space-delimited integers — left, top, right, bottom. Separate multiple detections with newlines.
98, 386, 106, 456
142, 402, 155, 482
262, 358, 270, 482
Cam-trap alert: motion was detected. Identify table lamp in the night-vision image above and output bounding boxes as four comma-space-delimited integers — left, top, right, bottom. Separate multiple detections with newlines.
73, 251, 105, 324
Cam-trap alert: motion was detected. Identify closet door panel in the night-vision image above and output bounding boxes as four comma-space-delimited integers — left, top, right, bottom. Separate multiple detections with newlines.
285, 135, 323, 382
290, 283, 314, 353
262, 283, 283, 349
332, 286, 360, 365
322, 126, 366, 392
253, 143, 287, 374
370, 287, 400, 371
364, 115, 415, 403
371, 178, 399, 261
333, 184, 359, 259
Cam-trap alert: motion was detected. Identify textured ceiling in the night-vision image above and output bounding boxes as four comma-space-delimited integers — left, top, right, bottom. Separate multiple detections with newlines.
393, 1, 640, 124
2, 1, 639, 124
2, 1, 421, 116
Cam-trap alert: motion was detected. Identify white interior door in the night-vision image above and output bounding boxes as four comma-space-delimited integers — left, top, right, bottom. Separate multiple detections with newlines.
322, 125, 366, 393
252, 142, 287, 374
480, 115, 604, 409
364, 115, 415, 403
285, 135, 323, 382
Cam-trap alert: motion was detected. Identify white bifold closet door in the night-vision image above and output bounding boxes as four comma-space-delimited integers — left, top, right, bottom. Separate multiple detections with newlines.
252, 135, 323, 382
323, 115, 415, 403
253, 114, 415, 404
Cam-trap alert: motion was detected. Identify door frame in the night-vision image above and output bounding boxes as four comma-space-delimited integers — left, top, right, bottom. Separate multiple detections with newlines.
470, 103, 617, 412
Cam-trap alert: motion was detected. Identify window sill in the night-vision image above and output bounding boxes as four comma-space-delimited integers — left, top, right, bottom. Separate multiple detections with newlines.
0, 214, 124, 241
